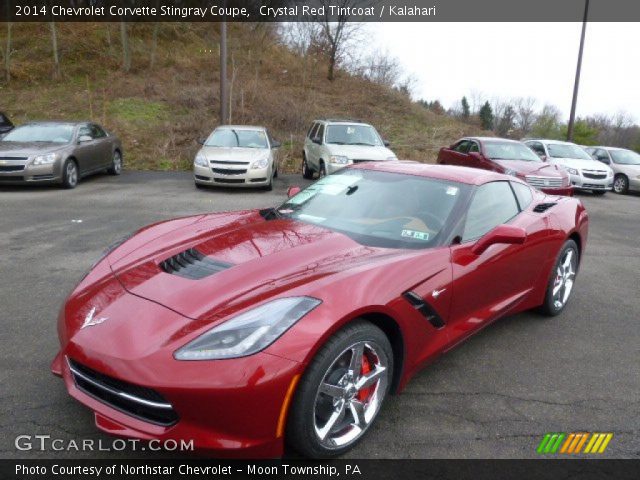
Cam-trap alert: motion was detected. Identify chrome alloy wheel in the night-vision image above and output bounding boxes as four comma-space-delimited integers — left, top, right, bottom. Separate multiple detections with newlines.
313, 341, 388, 449
113, 151, 122, 174
66, 161, 78, 187
552, 248, 577, 310
613, 176, 627, 193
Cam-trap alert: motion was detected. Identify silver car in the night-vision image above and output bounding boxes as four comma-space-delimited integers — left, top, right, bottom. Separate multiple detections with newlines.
586, 146, 640, 194
0, 121, 123, 189
193, 125, 281, 190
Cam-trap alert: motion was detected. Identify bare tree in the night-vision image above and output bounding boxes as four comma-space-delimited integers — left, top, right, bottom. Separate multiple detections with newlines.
2, 1, 12, 82
514, 97, 537, 135
120, 21, 131, 72
50, 22, 61, 79
358, 50, 401, 87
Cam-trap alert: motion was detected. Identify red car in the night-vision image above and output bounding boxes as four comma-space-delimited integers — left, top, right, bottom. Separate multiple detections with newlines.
51, 162, 588, 458
438, 137, 573, 196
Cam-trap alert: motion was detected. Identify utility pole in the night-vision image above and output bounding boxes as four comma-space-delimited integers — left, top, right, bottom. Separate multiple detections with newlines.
220, 19, 229, 125
567, 0, 589, 141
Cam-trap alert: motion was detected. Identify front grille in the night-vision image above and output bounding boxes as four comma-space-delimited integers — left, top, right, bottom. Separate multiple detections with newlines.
214, 178, 244, 184
160, 247, 233, 280
212, 168, 247, 175
250, 178, 267, 182
525, 175, 564, 188
68, 359, 178, 426
583, 172, 607, 180
0, 156, 28, 161
31, 174, 55, 180
194, 175, 210, 181
0, 165, 24, 172
210, 161, 249, 166
583, 183, 608, 189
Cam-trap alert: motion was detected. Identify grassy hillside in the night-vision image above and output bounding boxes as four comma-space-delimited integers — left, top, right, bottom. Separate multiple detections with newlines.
1, 22, 482, 172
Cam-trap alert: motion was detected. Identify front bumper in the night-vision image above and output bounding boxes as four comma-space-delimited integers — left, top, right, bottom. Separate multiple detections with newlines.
540, 185, 573, 196
194, 163, 271, 188
568, 172, 613, 191
0, 160, 62, 184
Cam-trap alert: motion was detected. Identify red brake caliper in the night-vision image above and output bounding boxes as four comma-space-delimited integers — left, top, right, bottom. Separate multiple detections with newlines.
357, 354, 372, 402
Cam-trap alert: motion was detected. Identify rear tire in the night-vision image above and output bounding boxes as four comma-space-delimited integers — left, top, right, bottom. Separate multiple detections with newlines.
613, 174, 629, 194
61, 159, 78, 189
302, 154, 314, 180
287, 321, 393, 458
539, 239, 579, 316
107, 150, 122, 175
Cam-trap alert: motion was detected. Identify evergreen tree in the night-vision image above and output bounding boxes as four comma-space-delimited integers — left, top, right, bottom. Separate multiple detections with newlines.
461, 96, 470, 118
479, 101, 494, 130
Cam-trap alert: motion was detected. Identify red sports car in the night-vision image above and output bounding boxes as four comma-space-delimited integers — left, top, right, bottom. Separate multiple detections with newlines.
51, 162, 588, 458
438, 137, 573, 196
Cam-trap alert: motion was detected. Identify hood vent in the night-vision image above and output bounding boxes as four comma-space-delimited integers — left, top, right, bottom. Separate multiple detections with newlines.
533, 202, 557, 213
160, 248, 232, 280
403, 291, 446, 329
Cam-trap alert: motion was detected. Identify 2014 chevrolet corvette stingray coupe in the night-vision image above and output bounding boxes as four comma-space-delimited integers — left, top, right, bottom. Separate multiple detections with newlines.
51, 162, 588, 458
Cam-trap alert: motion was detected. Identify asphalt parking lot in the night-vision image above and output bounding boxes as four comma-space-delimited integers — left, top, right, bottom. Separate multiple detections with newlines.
1, 171, 638, 459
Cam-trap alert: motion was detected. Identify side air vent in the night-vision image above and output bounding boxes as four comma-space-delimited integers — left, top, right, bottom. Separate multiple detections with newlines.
533, 202, 557, 213
160, 248, 232, 280
403, 291, 446, 329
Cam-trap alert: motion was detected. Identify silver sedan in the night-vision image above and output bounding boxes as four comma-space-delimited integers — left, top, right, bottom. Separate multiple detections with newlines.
0, 122, 123, 189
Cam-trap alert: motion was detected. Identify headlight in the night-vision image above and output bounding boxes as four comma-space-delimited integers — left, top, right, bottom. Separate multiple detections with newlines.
386, 156, 397, 161
565, 167, 579, 175
174, 297, 321, 360
194, 153, 208, 167
251, 157, 270, 169
329, 155, 349, 165
32, 153, 59, 165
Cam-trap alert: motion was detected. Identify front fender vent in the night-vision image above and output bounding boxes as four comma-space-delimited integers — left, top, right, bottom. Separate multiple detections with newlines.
533, 202, 557, 213
403, 291, 446, 329
160, 248, 233, 280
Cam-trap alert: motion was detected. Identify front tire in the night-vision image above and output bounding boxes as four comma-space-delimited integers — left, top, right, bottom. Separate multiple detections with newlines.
287, 321, 393, 458
318, 161, 327, 179
302, 154, 314, 180
107, 150, 122, 175
613, 174, 629, 194
61, 159, 78, 189
539, 239, 579, 316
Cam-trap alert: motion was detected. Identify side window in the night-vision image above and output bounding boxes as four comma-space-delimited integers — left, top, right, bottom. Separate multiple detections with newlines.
307, 123, 318, 139
316, 124, 325, 143
78, 125, 93, 139
511, 182, 533, 210
468, 142, 480, 153
594, 149, 610, 163
527, 142, 546, 157
462, 181, 520, 242
90, 124, 106, 138
453, 140, 470, 153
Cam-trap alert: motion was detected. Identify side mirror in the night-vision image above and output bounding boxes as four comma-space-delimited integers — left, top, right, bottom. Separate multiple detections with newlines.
383, 140, 390, 147
287, 186, 301, 198
197, 138, 206, 145
272, 140, 281, 148
471, 224, 527, 255
78, 135, 92, 143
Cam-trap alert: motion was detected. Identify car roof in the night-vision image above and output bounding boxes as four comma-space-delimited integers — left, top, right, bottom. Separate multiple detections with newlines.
464, 136, 522, 144
351, 161, 515, 186
22, 121, 86, 127
316, 119, 371, 126
216, 125, 266, 130
590, 145, 626, 151
526, 138, 577, 146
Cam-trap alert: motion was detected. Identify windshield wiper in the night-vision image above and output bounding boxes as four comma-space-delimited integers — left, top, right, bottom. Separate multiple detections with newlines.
351, 142, 377, 146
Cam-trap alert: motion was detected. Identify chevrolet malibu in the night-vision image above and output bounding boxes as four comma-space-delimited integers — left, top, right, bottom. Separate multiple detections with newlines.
438, 137, 572, 196
0, 121, 122, 188
52, 162, 588, 458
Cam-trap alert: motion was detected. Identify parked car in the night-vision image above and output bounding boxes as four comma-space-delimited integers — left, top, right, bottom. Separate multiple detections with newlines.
0, 121, 122, 188
302, 118, 396, 179
437, 137, 572, 196
52, 162, 588, 458
194, 125, 281, 190
0, 111, 14, 138
523, 139, 613, 195
584, 146, 640, 194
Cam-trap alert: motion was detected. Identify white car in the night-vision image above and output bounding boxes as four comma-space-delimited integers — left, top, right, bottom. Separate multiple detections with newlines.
524, 139, 613, 195
302, 119, 397, 179
585, 146, 640, 195
193, 125, 281, 190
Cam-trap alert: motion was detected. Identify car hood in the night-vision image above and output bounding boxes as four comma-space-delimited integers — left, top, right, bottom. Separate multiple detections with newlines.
0, 141, 69, 156
548, 157, 609, 171
199, 146, 268, 163
107, 210, 411, 322
326, 144, 396, 161
493, 160, 565, 177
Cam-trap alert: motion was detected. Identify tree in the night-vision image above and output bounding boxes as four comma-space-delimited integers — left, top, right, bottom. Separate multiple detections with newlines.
2, 1, 12, 82
514, 97, 536, 135
496, 105, 515, 136
50, 22, 60, 79
479, 101, 494, 130
562, 119, 598, 146
120, 21, 131, 72
461, 96, 470, 118
531, 105, 563, 139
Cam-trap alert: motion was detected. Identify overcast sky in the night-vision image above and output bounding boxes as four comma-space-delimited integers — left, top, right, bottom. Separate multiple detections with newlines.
367, 22, 638, 121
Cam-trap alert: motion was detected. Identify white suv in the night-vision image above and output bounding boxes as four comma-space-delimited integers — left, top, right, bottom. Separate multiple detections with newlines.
524, 139, 613, 195
302, 119, 397, 179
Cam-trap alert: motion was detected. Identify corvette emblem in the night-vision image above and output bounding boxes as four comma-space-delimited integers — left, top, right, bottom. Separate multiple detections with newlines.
432, 288, 446, 298
81, 307, 108, 329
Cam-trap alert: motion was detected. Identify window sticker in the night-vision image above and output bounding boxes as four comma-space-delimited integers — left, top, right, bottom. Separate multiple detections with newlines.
401, 229, 430, 241
446, 186, 459, 196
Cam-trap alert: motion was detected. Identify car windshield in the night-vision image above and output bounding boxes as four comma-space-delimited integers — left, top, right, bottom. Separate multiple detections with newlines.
2, 124, 74, 143
610, 149, 640, 165
484, 141, 541, 162
278, 169, 467, 249
325, 124, 383, 146
205, 128, 268, 148
547, 143, 592, 160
